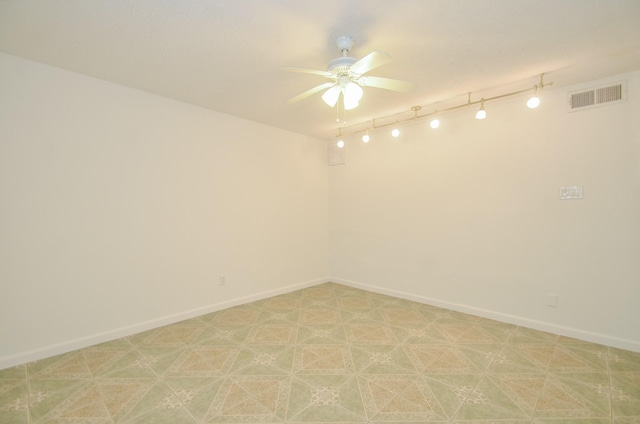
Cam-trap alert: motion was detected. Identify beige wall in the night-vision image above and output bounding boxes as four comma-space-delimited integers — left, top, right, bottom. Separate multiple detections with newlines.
0, 53, 330, 368
329, 72, 640, 351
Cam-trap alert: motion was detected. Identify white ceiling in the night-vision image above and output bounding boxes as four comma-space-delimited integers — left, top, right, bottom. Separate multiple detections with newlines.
1, 0, 639, 140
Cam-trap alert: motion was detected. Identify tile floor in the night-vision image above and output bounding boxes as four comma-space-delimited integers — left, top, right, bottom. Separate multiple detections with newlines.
1, 282, 639, 423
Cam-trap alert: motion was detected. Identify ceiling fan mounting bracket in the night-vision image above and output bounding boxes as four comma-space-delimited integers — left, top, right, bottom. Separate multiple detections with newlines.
336, 36, 354, 54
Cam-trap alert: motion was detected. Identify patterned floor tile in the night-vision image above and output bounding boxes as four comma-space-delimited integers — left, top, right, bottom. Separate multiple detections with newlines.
381, 307, 430, 325
351, 344, 418, 375
0, 377, 29, 424
211, 305, 262, 326
246, 324, 297, 345
287, 374, 366, 422
533, 373, 611, 419
488, 344, 556, 374
94, 377, 159, 422
27, 351, 92, 379
229, 345, 295, 375
263, 294, 302, 311
358, 374, 449, 422
421, 373, 484, 419
405, 344, 485, 374
28, 378, 109, 423
202, 375, 290, 422
256, 308, 300, 325
162, 376, 225, 422
3, 282, 640, 423
0, 365, 26, 380
296, 324, 348, 344
610, 372, 640, 418
191, 324, 252, 346
163, 346, 239, 377
96, 347, 175, 378
345, 323, 398, 345
390, 323, 450, 344
435, 322, 507, 345
300, 307, 342, 326
534, 419, 612, 424
294, 345, 355, 375
609, 348, 640, 373
484, 373, 547, 416
110, 380, 181, 423
453, 376, 531, 421
337, 296, 375, 311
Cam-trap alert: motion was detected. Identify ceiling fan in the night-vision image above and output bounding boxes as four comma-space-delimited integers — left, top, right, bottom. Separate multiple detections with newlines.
284, 36, 416, 110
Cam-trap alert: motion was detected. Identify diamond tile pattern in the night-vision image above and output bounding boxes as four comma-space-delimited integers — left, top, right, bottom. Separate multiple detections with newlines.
1, 282, 638, 423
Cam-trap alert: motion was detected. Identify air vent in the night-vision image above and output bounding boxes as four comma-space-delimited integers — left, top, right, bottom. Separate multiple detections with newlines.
327, 143, 345, 166
568, 81, 626, 112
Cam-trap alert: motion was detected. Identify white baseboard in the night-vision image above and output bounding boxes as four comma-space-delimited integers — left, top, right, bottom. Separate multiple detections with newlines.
332, 277, 640, 353
0, 277, 329, 370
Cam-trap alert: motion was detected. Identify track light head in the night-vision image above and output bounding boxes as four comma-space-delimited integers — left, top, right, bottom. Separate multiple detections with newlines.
475, 99, 486, 120
527, 96, 540, 109
527, 86, 540, 108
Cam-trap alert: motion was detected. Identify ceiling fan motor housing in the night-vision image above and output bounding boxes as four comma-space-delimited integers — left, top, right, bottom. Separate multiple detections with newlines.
328, 56, 357, 74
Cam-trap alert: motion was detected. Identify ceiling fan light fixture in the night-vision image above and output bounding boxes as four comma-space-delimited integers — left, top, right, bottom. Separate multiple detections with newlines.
343, 82, 363, 110
343, 99, 359, 110
322, 85, 341, 107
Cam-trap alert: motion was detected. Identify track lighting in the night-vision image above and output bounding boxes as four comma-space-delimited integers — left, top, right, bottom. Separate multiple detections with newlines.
362, 129, 370, 143
429, 113, 440, 129
527, 74, 546, 109
331, 74, 552, 140
335, 128, 345, 148
527, 86, 540, 109
475, 99, 486, 120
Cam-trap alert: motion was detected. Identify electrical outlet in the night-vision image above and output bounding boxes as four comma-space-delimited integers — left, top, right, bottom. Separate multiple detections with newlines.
219, 276, 226, 286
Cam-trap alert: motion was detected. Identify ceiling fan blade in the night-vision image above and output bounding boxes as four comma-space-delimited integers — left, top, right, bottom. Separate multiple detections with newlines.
286, 82, 335, 104
357, 75, 417, 93
282, 67, 335, 78
349, 51, 391, 76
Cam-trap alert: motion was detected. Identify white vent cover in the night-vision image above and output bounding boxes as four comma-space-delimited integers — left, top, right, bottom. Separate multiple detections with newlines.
568, 81, 626, 111
327, 143, 345, 166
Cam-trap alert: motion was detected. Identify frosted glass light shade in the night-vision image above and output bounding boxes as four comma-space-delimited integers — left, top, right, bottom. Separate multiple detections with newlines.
322, 86, 341, 107
343, 82, 363, 110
